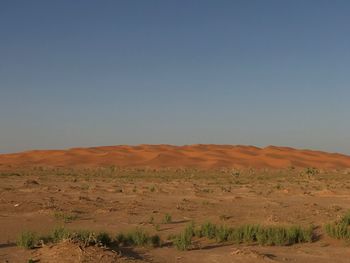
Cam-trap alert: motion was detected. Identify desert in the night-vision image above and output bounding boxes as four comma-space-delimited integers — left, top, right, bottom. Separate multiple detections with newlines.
1, 145, 350, 262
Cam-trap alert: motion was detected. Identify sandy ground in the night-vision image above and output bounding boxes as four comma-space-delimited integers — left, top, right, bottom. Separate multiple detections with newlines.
1, 167, 350, 262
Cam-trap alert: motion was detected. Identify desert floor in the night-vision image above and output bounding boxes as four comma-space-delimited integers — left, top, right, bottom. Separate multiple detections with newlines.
1, 167, 350, 262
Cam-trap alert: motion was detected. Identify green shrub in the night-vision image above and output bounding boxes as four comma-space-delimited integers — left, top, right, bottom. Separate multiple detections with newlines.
116, 233, 127, 245
174, 232, 192, 251
242, 224, 260, 243
96, 232, 111, 246
163, 213, 172, 224
215, 225, 232, 242
195, 222, 313, 246
198, 222, 217, 239
184, 221, 195, 238
173, 222, 195, 251
17, 231, 38, 249
149, 234, 161, 247
297, 225, 313, 243
325, 222, 350, 239
51, 227, 70, 243
253, 225, 312, 245
71, 230, 96, 246
227, 227, 243, 243
305, 167, 319, 175
116, 228, 161, 247
48, 227, 109, 247
257, 226, 287, 245
149, 216, 154, 224
226, 224, 258, 243
126, 228, 149, 246
340, 211, 350, 225
155, 224, 161, 231
325, 211, 350, 240
54, 212, 78, 223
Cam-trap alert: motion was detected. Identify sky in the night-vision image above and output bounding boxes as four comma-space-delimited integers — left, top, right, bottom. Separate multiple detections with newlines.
1, 0, 350, 154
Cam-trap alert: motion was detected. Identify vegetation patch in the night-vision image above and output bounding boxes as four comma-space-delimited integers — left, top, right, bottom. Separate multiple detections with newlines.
16, 221, 313, 252
96, 232, 112, 246
54, 211, 78, 223
50, 226, 71, 243
116, 228, 161, 247
17, 228, 114, 249
173, 222, 195, 251
16, 231, 38, 249
171, 222, 314, 250
163, 213, 172, 224
325, 211, 350, 240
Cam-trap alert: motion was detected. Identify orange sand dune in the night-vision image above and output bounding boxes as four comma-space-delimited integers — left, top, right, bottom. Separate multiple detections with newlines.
1, 145, 350, 169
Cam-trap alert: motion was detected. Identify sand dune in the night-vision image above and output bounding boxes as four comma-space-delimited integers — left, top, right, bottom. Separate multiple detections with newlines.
0, 144, 350, 169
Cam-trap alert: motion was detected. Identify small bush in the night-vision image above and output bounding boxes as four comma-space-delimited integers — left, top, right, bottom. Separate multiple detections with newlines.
149, 234, 161, 247
215, 225, 232, 242
127, 228, 149, 246
256, 226, 291, 245
51, 227, 70, 243
325, 222, 350, 239
305, 167, 319, 175
219, 214, 230, 221
340, 211, 350, 225
174, 232, 191, 251
198, 222, 217, 239
96, 232, 111, 246
54, 212, 78, 223
17, 231, 38, 249
184, 221, 195, 238
163, 213, 172, 224
116, 228, 161, 247
167, 233, 177, 240
173, 222, 195, 251
325, 211, 350, 240
116, 233, 127, 245
71, 230, 96, 246
225, 224, 258, 243
149, 216, 154, 224
242, 224, 260, 243
227, 227, 242, 243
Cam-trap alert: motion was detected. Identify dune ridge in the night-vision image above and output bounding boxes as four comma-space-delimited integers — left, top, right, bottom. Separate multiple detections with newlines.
1, 144, 350, 169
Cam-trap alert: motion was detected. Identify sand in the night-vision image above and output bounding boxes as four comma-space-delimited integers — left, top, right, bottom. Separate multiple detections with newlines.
1, 144, 350, 169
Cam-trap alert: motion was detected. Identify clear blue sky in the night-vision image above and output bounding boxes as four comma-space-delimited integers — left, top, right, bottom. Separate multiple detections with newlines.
1, 0, 349, 154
